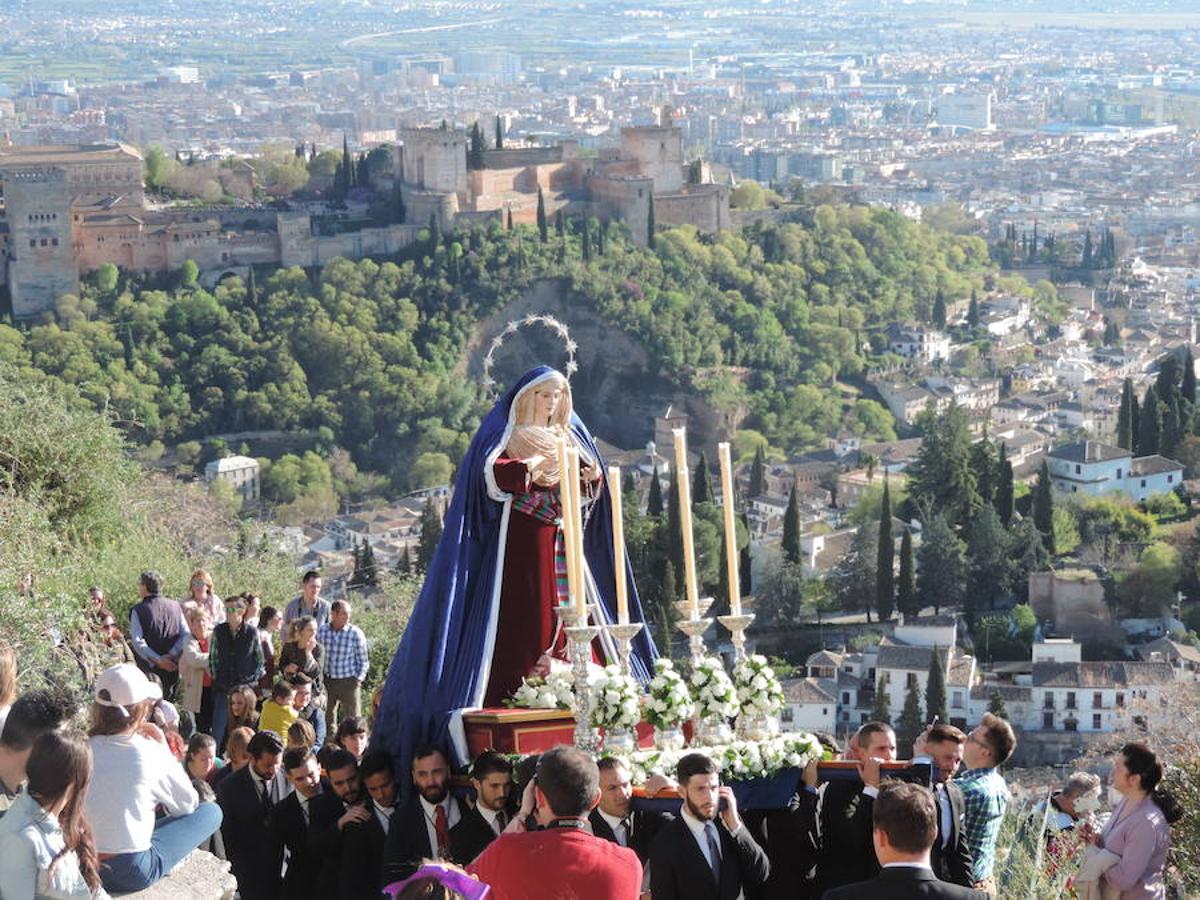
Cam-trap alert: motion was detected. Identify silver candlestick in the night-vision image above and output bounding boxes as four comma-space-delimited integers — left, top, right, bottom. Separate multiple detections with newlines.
674, 597, 715, 666
564, 604, 601, 753
605, 622, 645, 676
717, 613, 756, 663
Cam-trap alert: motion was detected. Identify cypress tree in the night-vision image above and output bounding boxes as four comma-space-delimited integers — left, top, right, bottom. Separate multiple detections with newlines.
536, 187, 548, 243
693, 451, 714, 504
926, 648, 948, 724
361, 541, 378, 587
749, 445, 767, 497
988, 689, 1009, 720
597, 220, 608, 255
970, 438, 996, 507
739, 511, 753, 597
1117, 378, 1135, 450
967, 291, 980, 329
1082, 230, 1093, 268
1185, 348, 1198, 406
246, 266, 257, 305
341, 134, 353, 192
555, 208, 566, 240
995, 443, 1014, 526
647, 194, 656, 248
1139, 385, 1161, 456
396, 545, 413, 576
932, 290, 946, 329
1033, 459, 1055, 556
897, 677, 924, 750
897, 529, 917, 616
782, 483, 802, 565
876, 480, 895, 620
646, 464, 664, 516
349, 538, 363, 587
417, 496, 443, 573
581, 217, 592, 262
1162, 394, 1182, 458
506, 207, 513, 230
871, 673, 892, 725
495, 114, 504, 149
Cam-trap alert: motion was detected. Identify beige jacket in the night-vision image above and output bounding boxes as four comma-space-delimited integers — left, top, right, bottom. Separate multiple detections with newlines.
178, 634, 210, 714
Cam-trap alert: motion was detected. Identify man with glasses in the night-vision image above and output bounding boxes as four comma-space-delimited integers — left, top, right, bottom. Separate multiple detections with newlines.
955, 714, 1015, 894
209, 595, 265, 748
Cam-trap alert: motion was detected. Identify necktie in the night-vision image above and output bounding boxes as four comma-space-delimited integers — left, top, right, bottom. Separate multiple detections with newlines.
705, 822, 721, 884
495, 810, 508, 835
435, 804, 450, 858
260, 779, 273, 817
618, 817, 631, 847
937, 784, 950, 849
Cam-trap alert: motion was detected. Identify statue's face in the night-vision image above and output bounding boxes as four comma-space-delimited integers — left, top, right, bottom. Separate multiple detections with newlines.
533, 383, 564, 423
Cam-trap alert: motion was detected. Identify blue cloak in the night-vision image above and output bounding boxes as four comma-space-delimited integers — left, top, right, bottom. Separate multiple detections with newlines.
373, 366, 658, 776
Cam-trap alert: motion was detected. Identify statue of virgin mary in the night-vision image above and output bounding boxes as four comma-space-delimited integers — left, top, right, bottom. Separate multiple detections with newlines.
373, 365, 658, 771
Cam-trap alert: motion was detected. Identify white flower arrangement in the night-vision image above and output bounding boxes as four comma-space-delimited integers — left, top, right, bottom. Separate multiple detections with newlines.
644, 658, 695, 730
588, 664, 642, 731
507, 670, 576, 712
732, 654, 785, 719
611, 732, 822, 786
691, 656, 739, 722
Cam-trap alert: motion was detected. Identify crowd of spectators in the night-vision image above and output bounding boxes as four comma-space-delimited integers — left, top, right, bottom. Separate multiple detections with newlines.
0, 569, 1189, 900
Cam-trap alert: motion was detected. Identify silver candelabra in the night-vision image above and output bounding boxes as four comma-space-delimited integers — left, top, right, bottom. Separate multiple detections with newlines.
563, 604, 601, 753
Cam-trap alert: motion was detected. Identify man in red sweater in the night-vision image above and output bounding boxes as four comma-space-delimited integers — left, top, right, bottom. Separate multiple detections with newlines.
467, 745, 642, 900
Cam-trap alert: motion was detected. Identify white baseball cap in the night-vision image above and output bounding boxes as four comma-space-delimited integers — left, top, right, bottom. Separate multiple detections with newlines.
95, 663, 163, 709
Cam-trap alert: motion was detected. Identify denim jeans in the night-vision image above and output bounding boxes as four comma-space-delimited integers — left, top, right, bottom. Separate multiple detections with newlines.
211, 688, 230, 750
99, 803, 224, 894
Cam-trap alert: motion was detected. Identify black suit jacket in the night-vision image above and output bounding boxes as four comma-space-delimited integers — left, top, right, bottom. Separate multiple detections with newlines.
449, 805, 500, 866
588, 807, 672, 864
380, 795, 471, 885
307, 792, 356, 900
216, 766, 282, 900
649, 815, 771, 900
749, 787, 821, 900
930, 781, 974, 888
268, 792, 320, 900
821, 865, 990, 900
340, 807, 389, 900
816, 780, 878, 893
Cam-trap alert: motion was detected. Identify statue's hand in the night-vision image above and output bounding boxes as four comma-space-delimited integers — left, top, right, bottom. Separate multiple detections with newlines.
531, 654, 553, 678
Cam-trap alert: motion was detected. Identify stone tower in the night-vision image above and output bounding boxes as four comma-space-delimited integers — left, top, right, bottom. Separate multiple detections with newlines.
3, 167, 78, 318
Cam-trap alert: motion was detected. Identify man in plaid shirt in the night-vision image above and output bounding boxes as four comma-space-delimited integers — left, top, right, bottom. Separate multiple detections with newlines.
954, 712, 1016, 892
318, 599, 369, 730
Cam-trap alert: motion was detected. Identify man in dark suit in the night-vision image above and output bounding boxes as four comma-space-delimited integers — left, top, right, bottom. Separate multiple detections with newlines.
306, 749, 367, 900
589, 756, 671, 865
649, 751, 770, 900
216, 730, 285, 900
913, 724, 975, 888
381, 743, 471, 883
339, 750, 397, 900
268, 748, 323, 900
817, 721, 897, 893
821, 782, 989, 900
450, 750, 513, 866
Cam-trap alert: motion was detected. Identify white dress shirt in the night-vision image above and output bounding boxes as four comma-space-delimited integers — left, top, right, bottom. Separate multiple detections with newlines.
373, 800, 394, 834
419, 795, 461, 859
680, 805, 722, 869
597, 809, 629, 846
477, 804, 504, 836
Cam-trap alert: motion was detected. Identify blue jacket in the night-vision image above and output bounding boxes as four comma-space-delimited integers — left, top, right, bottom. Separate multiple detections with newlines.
0, 791, 109, 898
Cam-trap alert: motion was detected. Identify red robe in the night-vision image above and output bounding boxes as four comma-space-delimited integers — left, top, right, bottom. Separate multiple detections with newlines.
467, 828, 643, 900
483, 458, 565, 707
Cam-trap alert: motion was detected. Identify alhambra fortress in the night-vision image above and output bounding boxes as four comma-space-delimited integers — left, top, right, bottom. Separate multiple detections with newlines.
0, 125, 731, 318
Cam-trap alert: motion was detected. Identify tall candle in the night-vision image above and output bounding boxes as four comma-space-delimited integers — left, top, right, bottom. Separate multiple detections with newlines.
568, 448, 587, 617
718, 442, 742, 617
558, 438, 580, 613
608, 465, 629, 624
673, 428, 700, 620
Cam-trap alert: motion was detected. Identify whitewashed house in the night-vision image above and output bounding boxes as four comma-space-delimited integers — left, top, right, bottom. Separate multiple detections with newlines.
1046, 441, 1183, 502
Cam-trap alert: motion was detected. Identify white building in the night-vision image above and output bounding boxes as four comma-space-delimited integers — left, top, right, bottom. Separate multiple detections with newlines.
779, 678, 838, 734
888, 325, 951, 364
204, 455, 260, 503
1031, 661, 1175, 733
1046, 441, 1183, 502
936, 92, 995, 130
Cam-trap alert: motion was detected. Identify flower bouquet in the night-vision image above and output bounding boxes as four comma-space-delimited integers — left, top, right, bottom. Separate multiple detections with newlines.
589, 664, 642, 751
732, 654, 785, 740
645, 659, 694, 750
506, 670, 576, 712
691, 656, 738, 744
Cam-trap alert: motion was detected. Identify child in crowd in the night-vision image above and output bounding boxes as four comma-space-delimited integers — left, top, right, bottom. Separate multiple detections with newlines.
335, 715, 369, 760
259, 680, 299, 742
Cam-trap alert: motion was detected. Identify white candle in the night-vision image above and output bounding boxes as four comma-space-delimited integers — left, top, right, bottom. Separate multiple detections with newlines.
718, 442, 742, 617
608, 465, 629, 624
568, 448, 587, 618
673, 428, 700, 620
558, 438, 579, 613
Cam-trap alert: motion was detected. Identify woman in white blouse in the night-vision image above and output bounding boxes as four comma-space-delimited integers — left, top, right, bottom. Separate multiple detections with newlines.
83, 664, 222, 895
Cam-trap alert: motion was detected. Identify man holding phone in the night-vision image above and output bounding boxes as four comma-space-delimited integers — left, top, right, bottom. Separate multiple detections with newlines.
648, 752, 770, 900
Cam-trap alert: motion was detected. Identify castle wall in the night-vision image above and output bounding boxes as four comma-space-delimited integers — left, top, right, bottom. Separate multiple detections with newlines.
399, 128, 468, 195
588, 174, 653, 246
653, 184, 732, 233
481, 146, 563, 168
